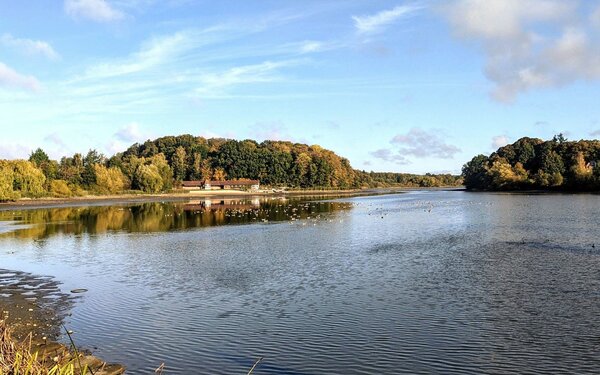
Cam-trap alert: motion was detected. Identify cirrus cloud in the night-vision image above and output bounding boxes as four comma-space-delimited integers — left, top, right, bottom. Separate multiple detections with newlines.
352, 5, 422, 35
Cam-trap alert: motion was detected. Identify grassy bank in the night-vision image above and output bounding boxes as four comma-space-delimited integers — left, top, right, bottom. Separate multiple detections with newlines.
0, 320, 124, 375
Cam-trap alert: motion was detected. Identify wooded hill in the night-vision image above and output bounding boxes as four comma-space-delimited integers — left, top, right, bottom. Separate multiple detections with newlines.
462, 135, 600, 190
0, 135, 462, 201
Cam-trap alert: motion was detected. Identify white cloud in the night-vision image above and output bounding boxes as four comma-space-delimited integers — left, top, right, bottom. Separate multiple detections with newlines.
491, 135, 510, 149
249, 121, 295, 142
353, 5, 422, 34
114, 122, 144, 143
195, 60, 300, 97
369, 148, 410, 165
0, 62, 41, 92
0, 143, 30, 160
390, 128, 461, 158
65, 0, 124, 22
300, 41, 324, 53
107, 122, 150, 154
443, 0, 572, 41
1, 34, 60, 60
441, 0, 600, 102
81, 32, 188, 80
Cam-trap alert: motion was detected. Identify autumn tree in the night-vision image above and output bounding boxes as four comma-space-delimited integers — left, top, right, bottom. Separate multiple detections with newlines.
94, 165, 129, 194
0, 161, 20, 201
172, 146, 187, 181
212, 167, 227, 181
12, 160, 46, 197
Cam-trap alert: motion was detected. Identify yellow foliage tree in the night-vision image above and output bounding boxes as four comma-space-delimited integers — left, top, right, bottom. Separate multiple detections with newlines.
0, 160, 20, 201
94, 164, 129, 194
212, 167, 227, 181
12, 160, 46, 198
571, 152, 592, 183
49, 179, 72, 197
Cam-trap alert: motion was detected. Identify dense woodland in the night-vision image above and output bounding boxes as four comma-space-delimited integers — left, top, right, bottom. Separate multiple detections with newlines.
0, 135, 462, 201
462, 135, 600, 191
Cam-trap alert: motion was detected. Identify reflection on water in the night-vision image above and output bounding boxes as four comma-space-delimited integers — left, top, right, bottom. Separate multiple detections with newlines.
0, 197, 352, 240
2, 191, 600, 374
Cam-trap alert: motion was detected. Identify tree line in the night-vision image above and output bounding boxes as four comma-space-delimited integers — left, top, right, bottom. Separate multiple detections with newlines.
462, 134, 600, 191
1, 134, 462, 201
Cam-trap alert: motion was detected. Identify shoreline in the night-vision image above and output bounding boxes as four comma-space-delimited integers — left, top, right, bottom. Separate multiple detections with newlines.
0, 187, 419, 211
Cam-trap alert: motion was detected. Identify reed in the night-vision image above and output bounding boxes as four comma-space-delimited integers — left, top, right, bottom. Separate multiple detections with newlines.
0, 320, 89, 375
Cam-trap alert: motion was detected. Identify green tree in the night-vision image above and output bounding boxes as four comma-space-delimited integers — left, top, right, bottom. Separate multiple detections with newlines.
29, 148, 50, 166
462, 154, 490, 189
82, 150, 106, 187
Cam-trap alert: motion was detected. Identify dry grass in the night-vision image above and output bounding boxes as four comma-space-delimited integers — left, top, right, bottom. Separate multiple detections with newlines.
0, 320, 89, 375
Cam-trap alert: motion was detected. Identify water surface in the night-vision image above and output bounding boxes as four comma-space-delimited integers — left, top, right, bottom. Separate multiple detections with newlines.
1, 191, 599, 374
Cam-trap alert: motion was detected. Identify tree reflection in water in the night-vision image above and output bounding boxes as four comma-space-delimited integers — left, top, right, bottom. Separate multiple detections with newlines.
0, 197, 352, 240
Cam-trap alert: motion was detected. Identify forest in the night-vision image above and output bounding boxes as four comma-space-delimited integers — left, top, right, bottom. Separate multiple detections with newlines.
462, 134, 600, 191
0, 135, 462, 201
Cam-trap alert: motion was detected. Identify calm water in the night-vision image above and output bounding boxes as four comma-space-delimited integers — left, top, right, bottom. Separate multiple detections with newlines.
1, 191, 600, 374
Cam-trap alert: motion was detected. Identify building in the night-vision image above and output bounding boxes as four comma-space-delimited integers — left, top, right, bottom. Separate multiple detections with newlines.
181, 179, 260, 191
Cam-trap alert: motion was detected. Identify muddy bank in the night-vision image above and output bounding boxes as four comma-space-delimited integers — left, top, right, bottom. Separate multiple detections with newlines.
0, 269, 72, 341
0, 269, 125, 374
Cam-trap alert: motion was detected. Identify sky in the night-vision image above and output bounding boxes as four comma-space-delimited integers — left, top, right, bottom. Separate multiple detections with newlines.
1, 0, 600, 174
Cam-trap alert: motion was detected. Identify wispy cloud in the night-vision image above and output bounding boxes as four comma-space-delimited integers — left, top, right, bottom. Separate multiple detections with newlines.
80, 31, 189, 80
352, 5, 422, 34
491, 135, 510, 149
107, 122, 152, 154
0, 142, 30, 159
0, 62, 41, 92
369, 148, 410, 165
1, 34, 60, 60
390, 128, 461, 158
114, 122, 144, 143
44, 133, 68, 149
65, 0, 124, 22
194, 60, 302, 97
300, 41, 325, 53
248, 121, 297, 142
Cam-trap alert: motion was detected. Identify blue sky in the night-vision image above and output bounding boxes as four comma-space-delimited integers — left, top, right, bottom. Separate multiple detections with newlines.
1, 0, 600, 174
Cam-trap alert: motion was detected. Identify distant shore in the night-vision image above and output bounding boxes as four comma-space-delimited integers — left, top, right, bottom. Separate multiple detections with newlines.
0, 187, 420, 211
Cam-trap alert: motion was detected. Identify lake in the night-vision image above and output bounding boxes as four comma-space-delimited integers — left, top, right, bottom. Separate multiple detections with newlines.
1, 191, 600, 374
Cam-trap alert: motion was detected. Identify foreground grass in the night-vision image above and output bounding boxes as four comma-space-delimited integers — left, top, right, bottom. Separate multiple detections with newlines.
2, 319, 261, 374
0, 320, 90, 375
